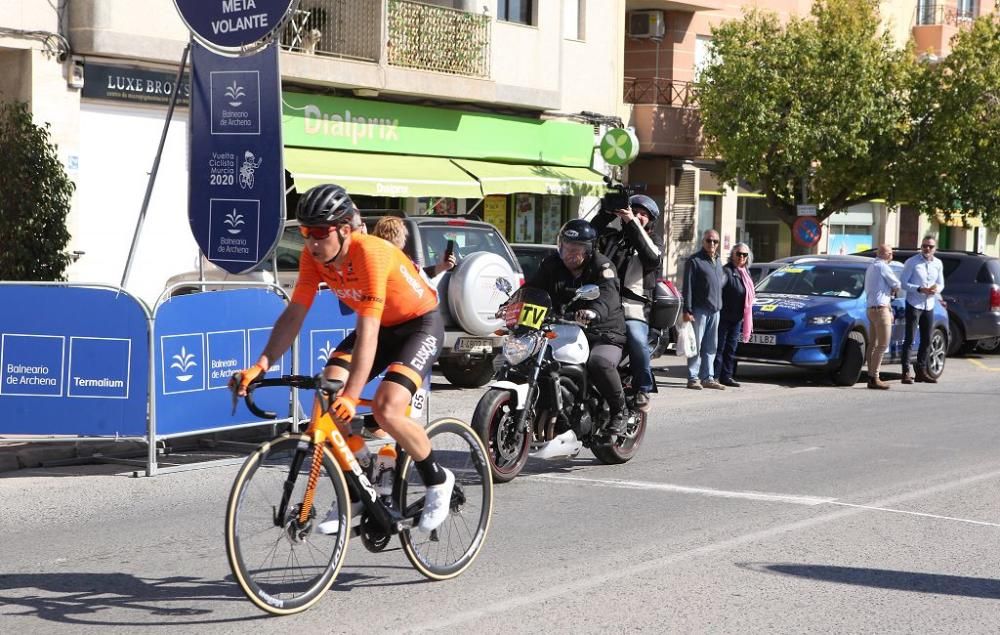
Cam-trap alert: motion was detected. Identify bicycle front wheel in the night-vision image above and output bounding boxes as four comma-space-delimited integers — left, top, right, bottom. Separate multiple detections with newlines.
399, 418, 494, 580
225, 434, 351, 615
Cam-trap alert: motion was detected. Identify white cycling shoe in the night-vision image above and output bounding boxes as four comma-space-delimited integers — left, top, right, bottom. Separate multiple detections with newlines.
317, 500, 363, 535
417, 468, 455, 533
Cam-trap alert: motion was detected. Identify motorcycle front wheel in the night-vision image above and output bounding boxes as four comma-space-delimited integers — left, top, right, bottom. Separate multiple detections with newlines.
592, 410, 647, 465
471, 388, 530, 483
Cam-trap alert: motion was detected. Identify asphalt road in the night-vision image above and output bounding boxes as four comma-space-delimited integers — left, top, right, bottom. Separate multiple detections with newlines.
2, 353, 1000, 633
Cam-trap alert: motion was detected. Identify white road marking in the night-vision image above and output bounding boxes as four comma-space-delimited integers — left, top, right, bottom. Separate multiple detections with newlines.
789, 446, 823, 454
828, 502, 1000, 528
530, 473, 836, 506
412, 467, 1000, 632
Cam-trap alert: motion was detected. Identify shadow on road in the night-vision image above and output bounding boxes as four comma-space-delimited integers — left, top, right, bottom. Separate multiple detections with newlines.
738, 562, 1000, 599
0, 569, 382, 625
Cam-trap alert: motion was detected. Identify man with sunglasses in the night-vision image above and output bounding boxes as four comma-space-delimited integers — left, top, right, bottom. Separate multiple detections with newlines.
232, 184, 454, 534
681, 229, 725, 390
899, 236, 945, 384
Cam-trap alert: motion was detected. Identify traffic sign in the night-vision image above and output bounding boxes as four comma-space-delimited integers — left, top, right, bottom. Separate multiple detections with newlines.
792, 216, 823, 248
173, 0, 297, 53
796, 204, 817, 216
188, 42, 284, 274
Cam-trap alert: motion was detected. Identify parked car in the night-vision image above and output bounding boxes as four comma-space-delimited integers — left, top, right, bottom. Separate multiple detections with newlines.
853, 248, 1000, 355
166, 215, 523, 388
736, 255, 950, 385
511, 243, 557, 281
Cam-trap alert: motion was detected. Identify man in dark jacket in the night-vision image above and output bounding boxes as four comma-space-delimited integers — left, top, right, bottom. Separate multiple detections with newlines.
682, 229, 725, 390
526, 219, 631, 434
593, 194, 664, 411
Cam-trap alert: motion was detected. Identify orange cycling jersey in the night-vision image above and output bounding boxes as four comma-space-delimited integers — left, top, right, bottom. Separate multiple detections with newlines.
291, 233, 439, 326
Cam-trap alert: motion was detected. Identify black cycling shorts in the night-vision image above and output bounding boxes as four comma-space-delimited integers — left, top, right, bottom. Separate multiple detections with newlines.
325, 310, 443, 394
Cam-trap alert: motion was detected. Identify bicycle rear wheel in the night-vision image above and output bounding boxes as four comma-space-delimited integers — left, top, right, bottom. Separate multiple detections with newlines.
399, 418, 494, 580
225, 434, 351, 615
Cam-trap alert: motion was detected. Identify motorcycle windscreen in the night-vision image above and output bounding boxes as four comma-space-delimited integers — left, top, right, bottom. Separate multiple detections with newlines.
502, 286, 552, 330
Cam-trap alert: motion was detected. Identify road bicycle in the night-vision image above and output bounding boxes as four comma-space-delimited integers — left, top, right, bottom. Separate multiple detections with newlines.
224, 374, 494, 615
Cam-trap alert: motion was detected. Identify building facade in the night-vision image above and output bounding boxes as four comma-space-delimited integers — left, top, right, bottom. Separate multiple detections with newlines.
2, 0, 627, 305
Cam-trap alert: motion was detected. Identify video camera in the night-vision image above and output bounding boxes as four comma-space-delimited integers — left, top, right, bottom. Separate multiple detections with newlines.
600, 177, 642, 214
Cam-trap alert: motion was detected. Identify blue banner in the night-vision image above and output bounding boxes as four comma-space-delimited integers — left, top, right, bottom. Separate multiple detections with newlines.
0, 286, 149, 436
189, 42, 284, 274
154, 288, 290, 436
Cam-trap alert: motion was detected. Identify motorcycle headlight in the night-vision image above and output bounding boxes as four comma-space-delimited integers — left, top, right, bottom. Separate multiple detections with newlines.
808, 315, 835, 325
502, 334, 539, 365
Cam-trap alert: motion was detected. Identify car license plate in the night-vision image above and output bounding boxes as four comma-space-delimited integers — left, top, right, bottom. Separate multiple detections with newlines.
455, 338, 493, 352
749, 334, 776, 345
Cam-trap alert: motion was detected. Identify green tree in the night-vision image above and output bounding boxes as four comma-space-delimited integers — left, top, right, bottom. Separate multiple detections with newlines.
696, 0, 914, 227
898, 16, 1000, 228
0, 100, 74, 280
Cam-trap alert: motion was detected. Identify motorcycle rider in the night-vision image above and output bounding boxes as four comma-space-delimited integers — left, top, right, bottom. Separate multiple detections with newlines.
524, 219, 631, 434
592, 194, 664, 412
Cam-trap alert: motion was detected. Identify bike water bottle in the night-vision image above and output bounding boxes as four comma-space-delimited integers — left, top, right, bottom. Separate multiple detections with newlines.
374, 445, 397, 496
346, 435, 372, 473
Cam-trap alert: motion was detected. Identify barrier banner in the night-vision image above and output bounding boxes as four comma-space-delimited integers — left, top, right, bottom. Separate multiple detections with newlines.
0, 286, 149, 436
154, 288, 289, 436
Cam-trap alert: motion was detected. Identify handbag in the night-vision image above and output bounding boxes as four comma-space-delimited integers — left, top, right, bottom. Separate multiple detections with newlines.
676, 320, 699, 358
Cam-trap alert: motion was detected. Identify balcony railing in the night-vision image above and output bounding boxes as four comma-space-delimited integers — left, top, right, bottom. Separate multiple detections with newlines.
623, 77, 699, 108
387, 0, 491, 78
279, 0, 382, 62
915, 3, 977, 26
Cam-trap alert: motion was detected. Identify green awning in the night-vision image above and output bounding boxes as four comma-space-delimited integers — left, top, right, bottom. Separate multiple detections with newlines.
285, 148, 483, 199
453, 159, 607, 196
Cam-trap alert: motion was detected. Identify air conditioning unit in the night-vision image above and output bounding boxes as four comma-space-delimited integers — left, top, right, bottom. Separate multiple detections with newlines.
628, 10, 665, 39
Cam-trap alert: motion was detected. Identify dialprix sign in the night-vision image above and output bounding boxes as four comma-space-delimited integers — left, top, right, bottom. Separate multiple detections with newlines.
188, 42, 284, 274
282, 93, 597, 168
173, 0, 297, 53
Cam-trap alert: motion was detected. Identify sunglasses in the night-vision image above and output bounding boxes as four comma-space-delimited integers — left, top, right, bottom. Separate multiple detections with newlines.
921, 244, 936, 250
735, 252, 749, 258
299, 225, 335, 240
704, 238, 720, 244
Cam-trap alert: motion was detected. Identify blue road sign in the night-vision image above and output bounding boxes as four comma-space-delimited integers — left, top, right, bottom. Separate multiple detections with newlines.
0, 286, 149, 436
154, 288, 290, 437
189, 42, 284, 274
173, 0, 296, 53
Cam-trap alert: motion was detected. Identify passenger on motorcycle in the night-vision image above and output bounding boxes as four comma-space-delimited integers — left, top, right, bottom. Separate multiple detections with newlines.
524, 219, 632, 434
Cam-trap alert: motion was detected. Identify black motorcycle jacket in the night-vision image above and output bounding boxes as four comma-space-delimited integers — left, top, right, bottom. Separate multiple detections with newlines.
592, 211, 664, 321
525, 252, 626, 347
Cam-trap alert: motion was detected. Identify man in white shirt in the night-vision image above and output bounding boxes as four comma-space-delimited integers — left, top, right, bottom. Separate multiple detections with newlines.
899, 236, 945, 384
864, 244, 901, 389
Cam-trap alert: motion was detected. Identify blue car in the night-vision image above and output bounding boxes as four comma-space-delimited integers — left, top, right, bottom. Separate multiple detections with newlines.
736, 256, 949, 385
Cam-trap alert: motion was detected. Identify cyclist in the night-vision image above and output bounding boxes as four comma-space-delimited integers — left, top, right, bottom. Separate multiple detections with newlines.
232, 183, 453, 534
525, 219, 631, 434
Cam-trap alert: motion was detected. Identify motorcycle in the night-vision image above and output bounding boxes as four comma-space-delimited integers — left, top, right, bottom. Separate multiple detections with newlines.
471, 282, 647, 483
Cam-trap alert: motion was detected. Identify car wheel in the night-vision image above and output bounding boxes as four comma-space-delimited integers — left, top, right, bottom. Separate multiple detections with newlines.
976, 337, 1000, 354
439, 357, 496, 388
946, 318, 965, 356
830, 330, 865, 386
925, 327, 948, 380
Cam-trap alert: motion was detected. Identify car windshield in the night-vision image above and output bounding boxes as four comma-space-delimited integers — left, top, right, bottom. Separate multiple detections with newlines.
757, 265, 865, 298
420, 225, 517, 271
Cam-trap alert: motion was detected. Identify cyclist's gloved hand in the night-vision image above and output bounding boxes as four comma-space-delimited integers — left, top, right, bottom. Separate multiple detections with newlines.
229, 362, 267, 397
331, 394, 358, 424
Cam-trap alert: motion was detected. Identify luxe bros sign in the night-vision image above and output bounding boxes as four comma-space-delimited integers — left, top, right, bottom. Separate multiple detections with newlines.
188, 42, 284, 274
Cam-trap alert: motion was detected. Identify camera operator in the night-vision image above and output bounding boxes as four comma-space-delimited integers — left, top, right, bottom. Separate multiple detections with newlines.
592, 194, 664, 412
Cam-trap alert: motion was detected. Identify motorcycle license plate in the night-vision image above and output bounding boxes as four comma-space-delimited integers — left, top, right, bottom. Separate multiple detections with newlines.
455, 338, 493, 352
517, 303, 548, 329
749, 333, 776, 345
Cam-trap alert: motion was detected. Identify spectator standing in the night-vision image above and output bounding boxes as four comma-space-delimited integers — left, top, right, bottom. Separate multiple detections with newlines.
592, 194, 664, 411
715, 243, 755, 388
864, 244, 901, 390
372, 216, 456, 279
682, 229, 725, 390
899, 236, 945, 384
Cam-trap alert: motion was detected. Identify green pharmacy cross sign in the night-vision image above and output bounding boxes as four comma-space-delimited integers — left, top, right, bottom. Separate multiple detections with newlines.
600, 127, 639, 166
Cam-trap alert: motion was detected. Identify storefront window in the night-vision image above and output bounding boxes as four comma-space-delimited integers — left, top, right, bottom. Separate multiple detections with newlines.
827, 225, 873, 255
514, 193, 536, 242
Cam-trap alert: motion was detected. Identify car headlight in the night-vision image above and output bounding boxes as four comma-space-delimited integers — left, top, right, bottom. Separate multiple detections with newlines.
502, 333, 540, 365
808, 316, 835, 325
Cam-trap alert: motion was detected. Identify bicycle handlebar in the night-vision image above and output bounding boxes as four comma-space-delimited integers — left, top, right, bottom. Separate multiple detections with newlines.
238, 374, 345, 420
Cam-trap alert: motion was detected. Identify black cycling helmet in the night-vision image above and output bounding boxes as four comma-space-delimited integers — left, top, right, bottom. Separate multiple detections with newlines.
558, 219, 598, 254
296, 184, 356, 227
628, 194, 660, 221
